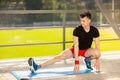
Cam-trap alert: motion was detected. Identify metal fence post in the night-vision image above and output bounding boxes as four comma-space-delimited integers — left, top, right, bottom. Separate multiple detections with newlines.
62, 12, 67, 64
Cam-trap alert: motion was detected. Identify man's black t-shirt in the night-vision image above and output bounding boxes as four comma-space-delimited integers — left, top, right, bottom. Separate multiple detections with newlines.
73, 25, 100, 50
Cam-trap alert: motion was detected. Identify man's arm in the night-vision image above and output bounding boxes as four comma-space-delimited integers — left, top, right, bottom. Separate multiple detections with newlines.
73, 36, 79, 60
73, 36, 79, 73
94, 37, 101, 71
94, 37, 100, 50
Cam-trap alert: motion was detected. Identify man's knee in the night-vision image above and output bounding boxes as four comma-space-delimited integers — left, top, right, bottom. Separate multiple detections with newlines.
87, 49, 100, 59
94, 49, 101, 59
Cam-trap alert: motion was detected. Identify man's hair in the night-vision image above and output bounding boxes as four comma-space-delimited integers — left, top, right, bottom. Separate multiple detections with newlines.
80, 11, 91, 19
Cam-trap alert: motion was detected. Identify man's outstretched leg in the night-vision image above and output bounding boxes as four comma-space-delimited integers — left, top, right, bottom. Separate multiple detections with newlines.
28, 49, 73, 73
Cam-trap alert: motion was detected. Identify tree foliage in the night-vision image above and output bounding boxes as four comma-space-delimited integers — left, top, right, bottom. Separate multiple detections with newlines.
23, 0, 42, 10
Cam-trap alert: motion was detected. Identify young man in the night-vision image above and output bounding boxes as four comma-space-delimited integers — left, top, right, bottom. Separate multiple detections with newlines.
28, 11, 101, 73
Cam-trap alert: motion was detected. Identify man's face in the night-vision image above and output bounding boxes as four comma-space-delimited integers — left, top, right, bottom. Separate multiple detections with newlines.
80, 17, 91, 27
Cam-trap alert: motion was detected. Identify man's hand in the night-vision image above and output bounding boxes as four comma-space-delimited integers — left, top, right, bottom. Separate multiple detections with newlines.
74, 64, 79, 73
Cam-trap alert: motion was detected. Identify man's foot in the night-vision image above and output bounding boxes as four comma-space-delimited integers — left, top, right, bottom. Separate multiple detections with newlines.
28, 58, 39, 73
84, 56, 93, 70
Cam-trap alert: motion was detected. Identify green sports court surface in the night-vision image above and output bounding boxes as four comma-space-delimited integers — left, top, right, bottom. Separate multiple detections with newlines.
0, 27, 120, 59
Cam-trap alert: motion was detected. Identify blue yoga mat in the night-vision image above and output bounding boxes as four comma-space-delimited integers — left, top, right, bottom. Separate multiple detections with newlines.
11, 65, 96, 80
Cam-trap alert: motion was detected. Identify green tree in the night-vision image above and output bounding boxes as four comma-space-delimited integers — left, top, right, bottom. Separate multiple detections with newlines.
23, 0, 43, 24
23, 0, 42, 10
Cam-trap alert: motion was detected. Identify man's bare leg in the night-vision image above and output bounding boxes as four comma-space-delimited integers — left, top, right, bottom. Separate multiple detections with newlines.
84, 48, 101, 71
40, 49, 73, 67
28, 49, 73, 72
85, 48, 100, 58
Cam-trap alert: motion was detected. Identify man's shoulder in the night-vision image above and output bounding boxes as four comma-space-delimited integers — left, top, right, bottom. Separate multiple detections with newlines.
74, 25, 82, 29
90, 25, 98, 30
